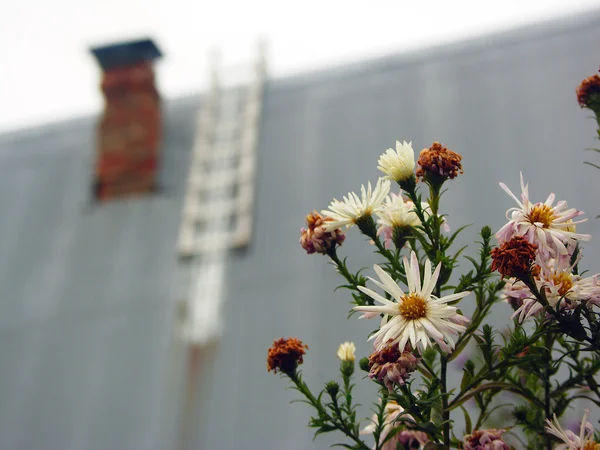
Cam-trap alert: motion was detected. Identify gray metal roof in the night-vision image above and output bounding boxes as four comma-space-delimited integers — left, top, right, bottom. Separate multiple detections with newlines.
0, 95, 198, 450
1, 9, 600, 450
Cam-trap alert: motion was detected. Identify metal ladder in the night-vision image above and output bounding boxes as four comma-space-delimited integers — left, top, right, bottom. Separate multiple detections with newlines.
176, 44, 266, 344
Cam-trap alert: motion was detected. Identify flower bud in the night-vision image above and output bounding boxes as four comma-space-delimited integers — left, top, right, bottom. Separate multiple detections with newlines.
358, 357, 370, 372
337, 341, 356, 362
325, 380, 340, 398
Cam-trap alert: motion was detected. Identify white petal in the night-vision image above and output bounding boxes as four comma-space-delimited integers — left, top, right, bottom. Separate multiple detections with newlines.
354, 304, 398, 316
438, 291, 471, 304
410, 252, 421, 293
422, 262, 441, 299
373, 265, 405, 301
358, 286, 396, 307
499, 181, 524, 209
419, 318, 445, 341
403, 255, 415, 293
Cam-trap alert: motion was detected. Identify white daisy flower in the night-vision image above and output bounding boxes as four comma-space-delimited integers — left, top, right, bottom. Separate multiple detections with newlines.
377, 141, 415, 183
496, 173, 590, 258
375, 193, 425, 230
546, 409, 598, 450
321, 178, 391, 231
375, 194, 431, 248
354, 252, 470, 353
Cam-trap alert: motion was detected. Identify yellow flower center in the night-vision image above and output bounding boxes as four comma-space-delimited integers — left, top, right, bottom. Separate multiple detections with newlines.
399, 293, 428, 320
551, 272, 573, 297
527, 204, 555, 228
583, 440, 600, 450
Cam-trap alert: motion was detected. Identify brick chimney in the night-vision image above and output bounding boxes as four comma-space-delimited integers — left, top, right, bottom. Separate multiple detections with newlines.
90, 38, 162, 202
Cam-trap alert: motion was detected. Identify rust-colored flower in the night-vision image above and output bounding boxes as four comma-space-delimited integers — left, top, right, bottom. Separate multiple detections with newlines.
490, 236, 538, 279
300, 211, 345, 255
416, 142, 463, 182
576, 73, 600, 110
367, 343, 420, 393
267, 337, 308, 375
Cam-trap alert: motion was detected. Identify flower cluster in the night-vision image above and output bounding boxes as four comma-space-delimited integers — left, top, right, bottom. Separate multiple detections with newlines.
493, 173, 600, 322
507, 255, 600, 322
300, 141, 470, 356
300, 211, 345, 255
318, 141, 458, 244
273, 127, 600, 450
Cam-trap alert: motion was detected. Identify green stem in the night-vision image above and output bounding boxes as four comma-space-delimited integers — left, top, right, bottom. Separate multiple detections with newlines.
404, 191, 436, 245
289, 372, 370, 450
544, 333, 554, 450
343, 372, 353, 414
328, 248, 361, 289
428, 182, 442, 251
359, 225, 406, 278
474, 393, 493, 430
441, 355, 450, 448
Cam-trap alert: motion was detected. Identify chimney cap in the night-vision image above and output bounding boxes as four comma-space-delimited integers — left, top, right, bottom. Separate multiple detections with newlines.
90, 38, 162, 71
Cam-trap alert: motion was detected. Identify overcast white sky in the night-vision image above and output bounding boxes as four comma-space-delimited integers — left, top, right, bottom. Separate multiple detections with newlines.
1, 0, 599, 133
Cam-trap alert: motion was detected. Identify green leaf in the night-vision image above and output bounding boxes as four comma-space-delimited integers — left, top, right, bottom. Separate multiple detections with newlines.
460, 366, 473, 392
584, 161, 600, 170
464, 256, 478, 267
312, 424, 337, 439
460, 405, 472, 435
331, 444, 357, 449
